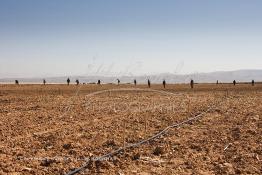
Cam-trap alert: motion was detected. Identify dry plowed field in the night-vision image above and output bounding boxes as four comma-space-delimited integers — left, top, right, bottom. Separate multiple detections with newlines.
0, 84, 261, 174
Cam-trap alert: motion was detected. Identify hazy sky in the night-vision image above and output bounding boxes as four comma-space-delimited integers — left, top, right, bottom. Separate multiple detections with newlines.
0, 0, 262, 78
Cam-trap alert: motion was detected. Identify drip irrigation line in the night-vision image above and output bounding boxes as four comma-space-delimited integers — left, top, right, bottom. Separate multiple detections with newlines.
65, 97, 226, 175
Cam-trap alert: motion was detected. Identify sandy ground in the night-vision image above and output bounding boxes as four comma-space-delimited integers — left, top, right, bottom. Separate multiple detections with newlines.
0, 84, 261, 175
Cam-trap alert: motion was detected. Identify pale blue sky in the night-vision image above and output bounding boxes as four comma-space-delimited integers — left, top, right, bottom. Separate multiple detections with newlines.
0, 0, 261, 78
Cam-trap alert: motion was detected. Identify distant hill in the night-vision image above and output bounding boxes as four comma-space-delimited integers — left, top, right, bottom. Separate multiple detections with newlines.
0, 69, 261, 84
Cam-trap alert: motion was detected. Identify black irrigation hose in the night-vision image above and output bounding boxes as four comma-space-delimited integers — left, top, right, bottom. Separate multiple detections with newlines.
65, 97, 225, 175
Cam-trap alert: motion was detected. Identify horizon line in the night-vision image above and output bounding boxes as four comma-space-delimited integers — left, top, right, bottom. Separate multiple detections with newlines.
1, 68, 262, 79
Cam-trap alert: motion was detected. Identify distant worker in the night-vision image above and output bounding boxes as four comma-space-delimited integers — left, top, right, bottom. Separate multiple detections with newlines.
148, 79, 151, 88
76, 79, 79, 85
43, 79, 46, 85
190, 79, 194, 89
216, 80, 219, 85
163, 80, 166, 88
15, 80, 19, 85
67, 78, 70, 85
252, 80, 255, 86
117, 79, 120, 85
97, 79, 101, 85
233, 80, 236, 86
134, 79, 137, 86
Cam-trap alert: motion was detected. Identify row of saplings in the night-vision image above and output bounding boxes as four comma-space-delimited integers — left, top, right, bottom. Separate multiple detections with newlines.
14, 79, 256, 88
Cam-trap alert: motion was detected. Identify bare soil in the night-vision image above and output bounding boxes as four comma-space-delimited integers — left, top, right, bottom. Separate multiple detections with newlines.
0, 84, 261, 174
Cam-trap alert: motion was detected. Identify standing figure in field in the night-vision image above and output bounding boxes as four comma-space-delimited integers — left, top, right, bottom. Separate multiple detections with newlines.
15, 80, 19, 85
252, 80, 255, 86
76, 79, 79, 85
148, 79, 151, 88
67, 78, 70, 85
134, 79, 137, 86
43, 79, 46, 85
233, 80, 236, 86
190, 79, 194, 89
216, 80, 219, 85
97, 79, 101, 85
117, 79, 120, 85
163, 79, 166, 88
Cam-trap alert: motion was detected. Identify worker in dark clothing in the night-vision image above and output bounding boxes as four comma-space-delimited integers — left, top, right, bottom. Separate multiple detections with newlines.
97, 80, 101, 85
117, 79, 120, 85
233, 80, 236, 86
190, 79, 194, 89
67, 78, 70, 85
252, 80, 255, 86
76, 79, 79, 85
163, 80, 166, 88
148, 79, 151, 88
134, 79, 137, 86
